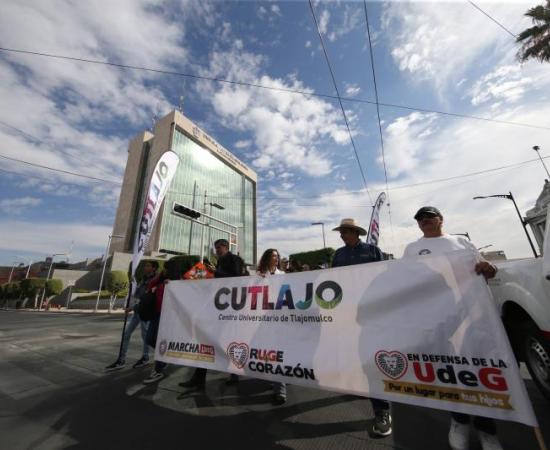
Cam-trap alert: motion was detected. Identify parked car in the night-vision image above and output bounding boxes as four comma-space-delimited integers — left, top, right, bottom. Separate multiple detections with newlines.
488, 208, 550, 401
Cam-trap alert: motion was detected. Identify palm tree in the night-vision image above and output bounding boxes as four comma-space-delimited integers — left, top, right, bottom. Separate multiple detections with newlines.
517, 0, 550, 63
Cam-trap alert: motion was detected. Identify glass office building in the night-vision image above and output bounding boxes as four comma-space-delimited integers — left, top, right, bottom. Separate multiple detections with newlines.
159, 129, 256, 264
112, 111, 257, 265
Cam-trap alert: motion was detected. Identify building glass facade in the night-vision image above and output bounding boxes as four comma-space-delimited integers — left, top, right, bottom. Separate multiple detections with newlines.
159, 128, 256, 264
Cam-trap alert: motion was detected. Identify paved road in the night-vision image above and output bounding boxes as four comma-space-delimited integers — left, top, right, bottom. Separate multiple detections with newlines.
0, 310, 548, 450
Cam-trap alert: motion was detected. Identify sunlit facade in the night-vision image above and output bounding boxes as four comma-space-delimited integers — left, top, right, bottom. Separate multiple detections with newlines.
111, 111, 257, 264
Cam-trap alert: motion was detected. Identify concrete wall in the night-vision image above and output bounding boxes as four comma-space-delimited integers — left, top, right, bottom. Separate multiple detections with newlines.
51, 269, 101, 290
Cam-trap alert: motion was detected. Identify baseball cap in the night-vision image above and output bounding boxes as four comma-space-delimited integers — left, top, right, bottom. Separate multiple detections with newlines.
414, 206, 442, 220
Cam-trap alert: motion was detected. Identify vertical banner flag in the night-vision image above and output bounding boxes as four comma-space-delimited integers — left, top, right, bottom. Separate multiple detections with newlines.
156, 251, 537, 426
131, 150, 180, 282
366, 192, 386, 246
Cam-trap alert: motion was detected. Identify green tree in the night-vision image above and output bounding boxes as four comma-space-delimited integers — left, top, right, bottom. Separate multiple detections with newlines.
517, 0, 550, 63
107, 271, 129, 312
20, 278, 46, 308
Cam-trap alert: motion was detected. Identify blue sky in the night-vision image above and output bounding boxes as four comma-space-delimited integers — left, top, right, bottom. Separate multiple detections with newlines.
1, 0, 549, 266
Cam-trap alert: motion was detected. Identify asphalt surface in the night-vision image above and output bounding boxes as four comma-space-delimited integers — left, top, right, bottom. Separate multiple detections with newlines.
0, 310, 548, 450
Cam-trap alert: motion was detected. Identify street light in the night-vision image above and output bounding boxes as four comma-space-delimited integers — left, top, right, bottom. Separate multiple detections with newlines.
206, 201, 225, 259
95, 234, 125, 312
473, 192, 538, 257
311, 222, 326, 249
477, 244, 493, 251
40, 253, 69, 310
451, 232, 471, 241
533, 145, 550, 179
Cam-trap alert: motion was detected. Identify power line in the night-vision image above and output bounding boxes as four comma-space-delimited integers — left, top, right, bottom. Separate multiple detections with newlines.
2, 150, 545, 202
0, 120, 111, 171
468, 1, 517, 39
363, 0, 394, 240
0, 154, 122, 185
1, 46, 549, 131
308, 0, 373, 204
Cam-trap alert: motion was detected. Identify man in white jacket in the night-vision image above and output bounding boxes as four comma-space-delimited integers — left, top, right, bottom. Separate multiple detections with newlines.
403, 206, 500, 450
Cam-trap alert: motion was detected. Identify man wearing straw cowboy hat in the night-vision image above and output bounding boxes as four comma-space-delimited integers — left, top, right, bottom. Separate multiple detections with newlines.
331, 218, 392, 437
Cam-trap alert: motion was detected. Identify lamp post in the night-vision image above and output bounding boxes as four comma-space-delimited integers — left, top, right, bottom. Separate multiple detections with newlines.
206, 200, 225, 260
40, 253, 68, 310
451, 232, 471, 241
311, 222, 326, 249
473, 192, 538, 258
95, 234, 125, 312
533, 145, 550, 179
477, 244, 493, 251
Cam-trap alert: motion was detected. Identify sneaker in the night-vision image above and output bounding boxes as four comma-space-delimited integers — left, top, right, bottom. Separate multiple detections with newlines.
132, 357, 150, 369
273, 393, 287, 405
449, 418, 470, 450
372, 410, 392, 437
143, 370, 164, 385
478, 431, 503, 450
105, 359, 125, 372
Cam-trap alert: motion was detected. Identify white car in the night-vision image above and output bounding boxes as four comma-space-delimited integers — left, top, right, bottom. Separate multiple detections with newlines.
488, 208, 550, 401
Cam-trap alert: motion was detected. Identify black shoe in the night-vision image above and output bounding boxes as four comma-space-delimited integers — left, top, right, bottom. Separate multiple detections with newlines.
105, 359, 125, 372
132, 357, 150, 369
372, 410, 392, 437
273, 394, 287, 405
225, 374, 239, 385
178, 378, 205, 388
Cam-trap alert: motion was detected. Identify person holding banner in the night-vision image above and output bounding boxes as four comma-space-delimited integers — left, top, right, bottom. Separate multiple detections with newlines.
180, 239, 247, 389
256, 248, 287, 405
403, 206, 501, 450
105, 260, 158, 372
331, 218, 393, 437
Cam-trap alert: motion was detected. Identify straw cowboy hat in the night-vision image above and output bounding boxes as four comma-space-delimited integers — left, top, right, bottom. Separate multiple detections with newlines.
332, 218, 367, 236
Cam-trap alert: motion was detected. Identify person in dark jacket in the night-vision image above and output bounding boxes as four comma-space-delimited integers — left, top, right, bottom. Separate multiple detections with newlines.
331, 218, 392, 438
105, 260, 158, 372
179, 239, 247, 389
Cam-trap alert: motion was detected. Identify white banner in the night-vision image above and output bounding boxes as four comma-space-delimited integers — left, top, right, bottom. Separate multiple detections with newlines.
366, 191, 386, 246
156, 251, 537, 426
131, 150, 179, 279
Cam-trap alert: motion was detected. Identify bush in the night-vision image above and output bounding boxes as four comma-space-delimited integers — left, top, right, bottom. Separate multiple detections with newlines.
107, 271, 129, 296
134, 259, 165, 283
20, 278, 46, 298
4, 281, 22, 298
46, 279, 63, 296
289, 248, 335, 269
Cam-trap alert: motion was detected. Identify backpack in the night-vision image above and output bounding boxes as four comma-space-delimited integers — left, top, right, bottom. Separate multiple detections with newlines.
137, 291, 156, 321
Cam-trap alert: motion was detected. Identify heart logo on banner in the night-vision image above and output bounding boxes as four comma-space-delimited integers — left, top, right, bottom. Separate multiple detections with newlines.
375, 350, 408, 380
226, 342, 249, 369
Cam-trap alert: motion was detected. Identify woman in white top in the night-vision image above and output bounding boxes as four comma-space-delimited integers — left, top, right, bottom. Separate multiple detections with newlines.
257, 248, 287, 404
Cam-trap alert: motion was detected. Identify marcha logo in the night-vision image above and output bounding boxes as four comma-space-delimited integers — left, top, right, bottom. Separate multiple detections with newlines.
214, 280, 343, 311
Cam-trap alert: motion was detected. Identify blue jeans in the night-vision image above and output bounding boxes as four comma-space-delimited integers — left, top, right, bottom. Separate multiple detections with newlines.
120, 312, 149, 361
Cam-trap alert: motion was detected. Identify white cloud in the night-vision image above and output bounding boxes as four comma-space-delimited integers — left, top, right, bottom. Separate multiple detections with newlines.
234, 139, 252, 149
344, 83, 361, 97
382, 2, 529, 97
198, 42, 349, 177
271, 5, 282, 17
319, 10, 330, 35
305, 40, 312, 48
0, 220, 111, 261
382, 112, 439, 177
0, 197, 42, 215
470, 65, 531, 106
